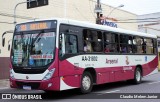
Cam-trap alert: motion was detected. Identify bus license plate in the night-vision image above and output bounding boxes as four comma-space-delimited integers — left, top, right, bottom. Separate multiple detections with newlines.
23, 85, 31, 90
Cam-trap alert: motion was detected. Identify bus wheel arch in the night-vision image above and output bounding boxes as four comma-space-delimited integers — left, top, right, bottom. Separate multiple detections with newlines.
136, 65, 143, 76
83, 68, 97, 84
80, 68, 96, 93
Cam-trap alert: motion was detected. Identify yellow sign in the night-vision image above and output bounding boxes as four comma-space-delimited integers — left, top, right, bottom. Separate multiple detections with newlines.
30, 23, 48, 30
19, 22, 50, 31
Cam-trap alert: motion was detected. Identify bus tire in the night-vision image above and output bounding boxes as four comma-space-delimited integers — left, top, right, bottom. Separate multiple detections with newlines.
80, 72, 93, 94
133, 67, 142, 84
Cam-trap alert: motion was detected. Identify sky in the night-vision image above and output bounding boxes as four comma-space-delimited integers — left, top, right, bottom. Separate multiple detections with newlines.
100, 0, 160, 15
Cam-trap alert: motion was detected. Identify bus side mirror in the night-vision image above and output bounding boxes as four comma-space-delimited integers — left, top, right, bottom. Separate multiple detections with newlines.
59, 34, 62, 44
8, 44, 10, 51
59, 33, 66, 57
2, 38, 5, 47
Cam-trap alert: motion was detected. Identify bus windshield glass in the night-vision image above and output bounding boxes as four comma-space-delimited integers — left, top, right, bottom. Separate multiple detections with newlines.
11, 31, 56, 67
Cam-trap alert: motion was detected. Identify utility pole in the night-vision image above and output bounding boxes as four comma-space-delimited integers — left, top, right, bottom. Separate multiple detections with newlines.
96, 0, 100, 24
94, 0, 102, 24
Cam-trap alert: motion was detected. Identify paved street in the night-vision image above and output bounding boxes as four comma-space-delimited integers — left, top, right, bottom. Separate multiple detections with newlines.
0, 72, 160, 102
0, 79, 9, 89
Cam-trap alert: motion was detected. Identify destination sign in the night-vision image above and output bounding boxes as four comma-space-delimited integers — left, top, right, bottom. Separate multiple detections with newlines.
16, 21, 57, 32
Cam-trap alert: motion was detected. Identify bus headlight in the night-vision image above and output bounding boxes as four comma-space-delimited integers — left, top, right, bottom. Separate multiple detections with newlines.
10, 69, 14, 79
43, 69, 55, 80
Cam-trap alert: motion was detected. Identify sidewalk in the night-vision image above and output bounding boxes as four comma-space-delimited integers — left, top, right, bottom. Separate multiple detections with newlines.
0, 79, 10, 89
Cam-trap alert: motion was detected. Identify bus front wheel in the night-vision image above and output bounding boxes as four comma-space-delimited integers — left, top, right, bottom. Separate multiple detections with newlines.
80, 72, 93, 94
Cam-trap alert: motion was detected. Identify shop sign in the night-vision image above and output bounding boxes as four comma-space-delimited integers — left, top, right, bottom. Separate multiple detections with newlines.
100, 19, 118, 28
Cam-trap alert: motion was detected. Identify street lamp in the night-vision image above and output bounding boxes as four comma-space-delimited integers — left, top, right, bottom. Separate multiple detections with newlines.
64, 0, 67, 18
14, 0, 36, 26
107, 4, 124, 17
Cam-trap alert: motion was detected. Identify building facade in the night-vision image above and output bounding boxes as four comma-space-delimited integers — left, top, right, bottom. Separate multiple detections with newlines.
0, 0, 138, 79
138, 12, 160, 46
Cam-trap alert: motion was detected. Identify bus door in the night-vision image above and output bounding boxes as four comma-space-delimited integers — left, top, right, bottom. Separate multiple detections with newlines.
58, 32, 81, 87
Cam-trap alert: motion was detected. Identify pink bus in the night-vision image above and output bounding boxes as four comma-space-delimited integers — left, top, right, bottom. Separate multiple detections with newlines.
4, 18, 158, 93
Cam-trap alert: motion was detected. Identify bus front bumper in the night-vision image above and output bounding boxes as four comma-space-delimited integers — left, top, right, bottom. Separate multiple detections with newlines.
10, 77, 60, 91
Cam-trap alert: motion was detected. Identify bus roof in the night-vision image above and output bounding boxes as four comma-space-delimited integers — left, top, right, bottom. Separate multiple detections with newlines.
17, 18, 157, 39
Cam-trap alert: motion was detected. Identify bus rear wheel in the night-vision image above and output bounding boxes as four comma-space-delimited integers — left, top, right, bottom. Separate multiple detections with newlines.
80, 72, 93, 94
133, 67, 142, 84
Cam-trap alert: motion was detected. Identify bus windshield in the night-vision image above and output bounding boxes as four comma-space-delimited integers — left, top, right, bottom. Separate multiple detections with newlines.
11, 31, 56, 67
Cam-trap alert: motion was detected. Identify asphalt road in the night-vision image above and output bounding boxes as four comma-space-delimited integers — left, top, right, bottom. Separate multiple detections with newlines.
0, 72, 160, 102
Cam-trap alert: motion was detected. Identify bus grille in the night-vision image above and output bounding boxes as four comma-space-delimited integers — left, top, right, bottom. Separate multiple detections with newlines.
16, 81, 40, 89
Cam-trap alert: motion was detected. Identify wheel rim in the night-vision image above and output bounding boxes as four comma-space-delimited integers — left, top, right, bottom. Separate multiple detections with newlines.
136, 70, 141, 82
82, 76, 91, 90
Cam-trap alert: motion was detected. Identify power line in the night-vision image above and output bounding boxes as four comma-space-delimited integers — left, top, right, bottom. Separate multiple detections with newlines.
89, 0, 96, 19
140, 26, 160, 31
0, 12, 37, 20
116, 20, 159, 23
118, 17, 160, 21
0, 21, 14, 24
72, 3, 90, 21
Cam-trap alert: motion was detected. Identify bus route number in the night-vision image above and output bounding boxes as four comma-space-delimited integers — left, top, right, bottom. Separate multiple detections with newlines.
82, 56, 98, 61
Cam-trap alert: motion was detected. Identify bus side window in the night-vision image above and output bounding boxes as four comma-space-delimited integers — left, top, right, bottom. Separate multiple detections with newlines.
132, 36, 137, 53
70, 35, 78, 53
91, 31, 102, 52
142, 38, 147, 53
120, 45, 127, 53
65, 34, 78, 54
104, 32, 118, 53
84, 40, 92, 52
120, 34, 128, 53
60, 33, 78, 57
136, 37, 143, 54
146, 38, 153, 54
83, 29, 93, 52
153, 39, 157, 54
83, 29, 103, 52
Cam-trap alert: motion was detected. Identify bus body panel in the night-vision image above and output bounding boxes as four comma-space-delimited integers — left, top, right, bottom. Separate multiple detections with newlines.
58, 55, 158, 88
9, 18, 158, 92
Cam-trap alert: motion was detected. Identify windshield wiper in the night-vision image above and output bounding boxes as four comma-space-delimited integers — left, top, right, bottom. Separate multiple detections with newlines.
32, 30, 44, 44
18, 32, 24, 44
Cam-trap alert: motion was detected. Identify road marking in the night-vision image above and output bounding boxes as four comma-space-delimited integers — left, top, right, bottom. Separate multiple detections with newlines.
0, 87, 10, 89
148, 81, 160, 85
97, 90, 120, 95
